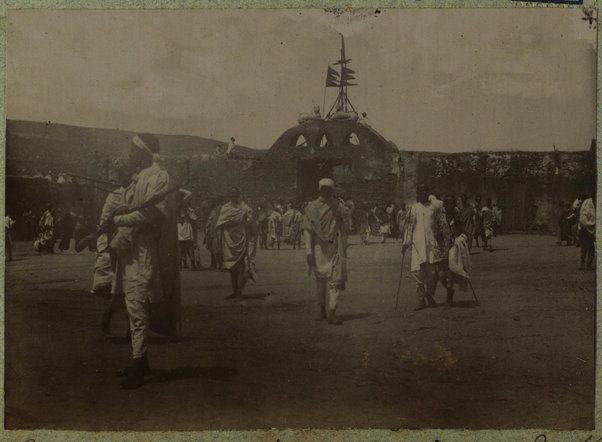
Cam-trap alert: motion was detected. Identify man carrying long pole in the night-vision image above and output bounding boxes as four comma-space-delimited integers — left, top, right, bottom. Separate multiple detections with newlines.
109, 133, 170, 390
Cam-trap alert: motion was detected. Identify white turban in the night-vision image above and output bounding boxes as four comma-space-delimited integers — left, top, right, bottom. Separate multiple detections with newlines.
319, 178, 335, 189
132, 135, 155, 157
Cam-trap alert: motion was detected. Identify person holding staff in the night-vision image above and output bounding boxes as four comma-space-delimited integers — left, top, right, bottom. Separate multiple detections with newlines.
402, 184, 452, 310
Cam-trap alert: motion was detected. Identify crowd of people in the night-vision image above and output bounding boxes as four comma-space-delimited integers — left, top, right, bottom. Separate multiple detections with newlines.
189, 187, 506, 316
354, 196, 503, 251
5, 206, 95, 255
10, 182, 591, 276
8, 177, 592, 279
5, 132, 596, 391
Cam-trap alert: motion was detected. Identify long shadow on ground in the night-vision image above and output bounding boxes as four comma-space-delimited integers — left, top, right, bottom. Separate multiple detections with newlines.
145, 366, 239, 385
338, 313, 374, 321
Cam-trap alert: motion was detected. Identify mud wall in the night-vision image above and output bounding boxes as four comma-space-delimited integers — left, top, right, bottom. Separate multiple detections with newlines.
8, 146, 595, 236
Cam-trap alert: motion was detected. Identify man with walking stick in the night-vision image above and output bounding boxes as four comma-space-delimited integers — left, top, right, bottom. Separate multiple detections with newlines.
394, 205, 411, 311
401, 184, 454, 310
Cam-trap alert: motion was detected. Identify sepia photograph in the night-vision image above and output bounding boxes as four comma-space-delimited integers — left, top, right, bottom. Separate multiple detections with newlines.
4, 8, 597, 431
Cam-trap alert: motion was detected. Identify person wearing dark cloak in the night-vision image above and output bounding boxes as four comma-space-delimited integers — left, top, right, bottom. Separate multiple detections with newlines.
473, 195, 483, 248
456, 195, 475, 249
57, 210, 77, 252
204, 197, 224, 270
256, 203, 269, 250
557, 201, 576, 246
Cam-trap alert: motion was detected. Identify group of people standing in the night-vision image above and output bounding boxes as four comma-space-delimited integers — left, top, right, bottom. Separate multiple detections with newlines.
256, 201, 304, 251
202, 178, 351, 325
467, 196, 503, 252
30, 207, 92, 254
74, 155, 594, 414
208, 199, 307, 254
358, 201, 405, 244
176, 187, 259, 297
30, 133, 593, 392
355, 195, 502, 252
12, 147, 594, 395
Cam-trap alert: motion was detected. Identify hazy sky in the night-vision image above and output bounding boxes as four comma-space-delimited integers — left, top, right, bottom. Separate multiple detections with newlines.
7, 8, 597, 151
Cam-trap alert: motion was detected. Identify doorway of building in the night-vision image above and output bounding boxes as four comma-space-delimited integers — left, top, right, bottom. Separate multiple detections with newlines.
296, 158, 342, 201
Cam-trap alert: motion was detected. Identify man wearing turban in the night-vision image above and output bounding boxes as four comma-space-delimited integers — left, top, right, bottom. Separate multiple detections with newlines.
110, 133, 170, 389
302, 178, 348, 325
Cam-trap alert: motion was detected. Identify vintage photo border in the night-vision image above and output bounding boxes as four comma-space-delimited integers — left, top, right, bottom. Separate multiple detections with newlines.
0, 1, 599, 440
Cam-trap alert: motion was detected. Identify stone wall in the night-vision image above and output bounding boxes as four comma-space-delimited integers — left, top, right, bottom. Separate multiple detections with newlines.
397, 149, 596, 232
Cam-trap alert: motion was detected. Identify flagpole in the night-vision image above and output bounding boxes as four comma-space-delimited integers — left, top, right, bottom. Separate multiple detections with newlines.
340, 34, 346, 113
323, 59, 329, 117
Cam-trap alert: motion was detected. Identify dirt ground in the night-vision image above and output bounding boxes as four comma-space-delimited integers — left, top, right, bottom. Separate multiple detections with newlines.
4, 233, 595, 431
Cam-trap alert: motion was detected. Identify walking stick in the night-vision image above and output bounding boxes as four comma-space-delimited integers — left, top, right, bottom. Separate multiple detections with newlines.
394, 250, 406, 311
394, 210, 411, 311
467, 279, 480, 306
445, 214, 481, 306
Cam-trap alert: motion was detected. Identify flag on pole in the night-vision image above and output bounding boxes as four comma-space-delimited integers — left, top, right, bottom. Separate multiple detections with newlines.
340, 67, 357, 85
325, 66, 340, 87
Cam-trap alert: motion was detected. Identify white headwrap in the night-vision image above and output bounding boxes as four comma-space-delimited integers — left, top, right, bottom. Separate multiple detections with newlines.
132, 135, 155, 157
318, 178, 335, 189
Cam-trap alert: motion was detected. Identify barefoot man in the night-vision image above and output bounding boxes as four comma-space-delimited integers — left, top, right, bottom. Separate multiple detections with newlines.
302, 178, 348, 325
402, 183, 452, 310
216, 187, 257, 301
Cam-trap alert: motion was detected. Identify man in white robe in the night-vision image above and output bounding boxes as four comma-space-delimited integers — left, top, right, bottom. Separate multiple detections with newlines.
402, 184, 451, 310
110, 134, 170, 389
302, 178, 348, 325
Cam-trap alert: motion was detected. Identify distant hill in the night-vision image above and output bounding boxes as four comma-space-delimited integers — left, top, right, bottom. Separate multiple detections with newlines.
6, 119, 267, 176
